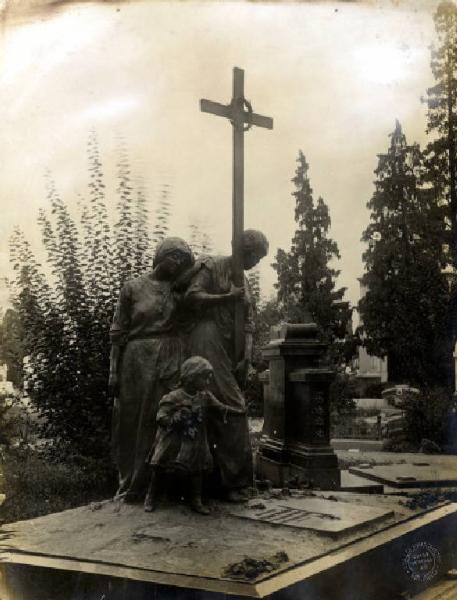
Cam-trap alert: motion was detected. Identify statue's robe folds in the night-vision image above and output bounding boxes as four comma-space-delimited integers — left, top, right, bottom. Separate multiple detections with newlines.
185, 256, 254, 490
110, 275, 185, 499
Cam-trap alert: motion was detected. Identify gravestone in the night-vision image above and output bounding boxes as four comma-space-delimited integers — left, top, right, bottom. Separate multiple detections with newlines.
350, 462, 457, 489
257, 322, 341, 490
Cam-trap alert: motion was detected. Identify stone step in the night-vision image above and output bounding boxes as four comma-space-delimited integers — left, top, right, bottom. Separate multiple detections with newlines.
339, 470, 384, 494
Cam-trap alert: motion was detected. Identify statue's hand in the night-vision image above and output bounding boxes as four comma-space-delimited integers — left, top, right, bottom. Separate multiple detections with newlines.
108, 372, 120, 396
229, 283, 245, 300
228, 406, 246, 415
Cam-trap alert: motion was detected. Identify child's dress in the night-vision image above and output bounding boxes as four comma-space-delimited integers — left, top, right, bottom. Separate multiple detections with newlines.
149, 388, 225, 473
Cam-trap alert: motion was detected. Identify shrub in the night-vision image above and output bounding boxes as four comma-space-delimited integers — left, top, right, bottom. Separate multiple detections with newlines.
245, 368, 265, 418
8, 133, 160, 460
402, 387, 454, 450
382, 438, 417, 453
0, 391, 19, 448
329, 372, 357, 415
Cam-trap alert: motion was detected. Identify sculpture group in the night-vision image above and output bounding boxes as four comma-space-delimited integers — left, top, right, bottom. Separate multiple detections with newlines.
109, 231, 269, 513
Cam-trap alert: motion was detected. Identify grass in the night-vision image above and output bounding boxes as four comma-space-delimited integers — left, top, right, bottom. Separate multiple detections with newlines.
0, 449, 117, 524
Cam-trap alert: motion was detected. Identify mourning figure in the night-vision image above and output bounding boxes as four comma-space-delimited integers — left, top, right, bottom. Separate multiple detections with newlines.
144, 356, 244, 514
185, 229, 269, 501
109, 237, 195, 502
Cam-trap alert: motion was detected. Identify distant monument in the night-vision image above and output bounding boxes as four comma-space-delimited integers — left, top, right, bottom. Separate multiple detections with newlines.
354, 280, 388, 396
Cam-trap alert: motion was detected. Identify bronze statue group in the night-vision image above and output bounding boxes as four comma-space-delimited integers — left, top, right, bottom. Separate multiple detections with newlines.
109, 231, 269, 514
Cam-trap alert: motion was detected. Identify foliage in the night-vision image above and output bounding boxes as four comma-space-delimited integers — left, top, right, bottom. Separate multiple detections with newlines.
8, 132, 162, 459
152, 183, 172, 249
188, 218, 213, 258
0, 308, 24, 387
251, 297, 283, 367
113, 136, 151, 288
363, 382, 386, 400
244, 372, 264, 417
423, 1, 457, 380
382, 438, 418, 453
359, 122, 449, 387
273, 151, 352, 365
329, 373, 357, 414
242, 275, 283, 413
402, 388, 455, 450
0, 391, 20, 448
247, 269, 261, 306
423, 1, 457, 267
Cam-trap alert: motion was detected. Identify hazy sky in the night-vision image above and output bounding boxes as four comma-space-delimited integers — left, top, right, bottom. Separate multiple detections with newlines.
0, 0, 443, 310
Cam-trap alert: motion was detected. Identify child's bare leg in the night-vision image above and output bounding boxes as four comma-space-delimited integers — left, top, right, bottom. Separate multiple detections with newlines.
190, 473, 210, 515
144, 468, 158, 512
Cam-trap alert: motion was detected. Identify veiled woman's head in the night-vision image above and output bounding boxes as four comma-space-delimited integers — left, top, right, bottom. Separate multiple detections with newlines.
153, 237, 195, 280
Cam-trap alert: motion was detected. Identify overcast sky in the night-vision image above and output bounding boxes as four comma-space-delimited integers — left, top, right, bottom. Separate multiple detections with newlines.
0, 0, 443, 310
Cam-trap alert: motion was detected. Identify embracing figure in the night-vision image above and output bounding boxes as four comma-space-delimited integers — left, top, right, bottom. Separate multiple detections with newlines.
184, 229, 269, 502
109, 230, 268, 505
109, 237, 194, 502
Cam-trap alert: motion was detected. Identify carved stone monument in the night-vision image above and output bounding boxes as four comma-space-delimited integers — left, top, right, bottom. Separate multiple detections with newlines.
257, 322, 341, 490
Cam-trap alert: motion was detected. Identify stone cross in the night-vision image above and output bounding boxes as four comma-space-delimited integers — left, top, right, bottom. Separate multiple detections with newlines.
200, 67, 273, 363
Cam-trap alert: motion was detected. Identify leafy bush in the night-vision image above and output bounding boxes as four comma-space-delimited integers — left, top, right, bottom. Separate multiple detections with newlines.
8, 133, 163, 460
244, 369, 265, 418
402, 387, 454, 450
329, 373, 357, 415
364, 382, 386, 400
382, 438, 417, 453
0, 391, 19, 448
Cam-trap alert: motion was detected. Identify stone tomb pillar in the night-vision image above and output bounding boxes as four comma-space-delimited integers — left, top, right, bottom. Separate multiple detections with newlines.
257, 322, 341, 490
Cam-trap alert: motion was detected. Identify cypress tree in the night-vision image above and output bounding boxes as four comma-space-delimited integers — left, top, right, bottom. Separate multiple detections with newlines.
360, 122, 448, 387
274, 150, 350, 356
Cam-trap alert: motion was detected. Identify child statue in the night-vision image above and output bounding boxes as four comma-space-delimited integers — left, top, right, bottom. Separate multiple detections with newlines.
144, 356, 245, 514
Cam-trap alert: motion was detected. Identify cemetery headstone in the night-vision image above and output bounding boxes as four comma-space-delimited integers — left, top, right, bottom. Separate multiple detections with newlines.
257, 322, 341, 489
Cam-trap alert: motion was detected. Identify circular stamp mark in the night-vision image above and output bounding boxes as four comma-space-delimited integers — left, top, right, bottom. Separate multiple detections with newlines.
402, 541, 441, 583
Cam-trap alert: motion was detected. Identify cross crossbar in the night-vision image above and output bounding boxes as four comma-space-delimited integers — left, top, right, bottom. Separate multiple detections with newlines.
200, 99, 273, 130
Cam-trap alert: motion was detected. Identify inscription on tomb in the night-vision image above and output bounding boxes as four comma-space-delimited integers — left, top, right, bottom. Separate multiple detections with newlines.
311, 389, 327, 440
230, 498, 395, 536
253, 505, 340, 527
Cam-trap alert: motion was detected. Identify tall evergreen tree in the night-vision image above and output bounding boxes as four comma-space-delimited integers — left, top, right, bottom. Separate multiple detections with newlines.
424, 1, 457, 266
423, 1, 457, 373
359, 122, 448, 387
274, 151, 351, 355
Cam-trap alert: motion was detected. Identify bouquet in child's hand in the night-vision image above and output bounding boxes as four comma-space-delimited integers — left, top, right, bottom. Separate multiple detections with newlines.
182, 405, 203, 439
169, 407, 192, 429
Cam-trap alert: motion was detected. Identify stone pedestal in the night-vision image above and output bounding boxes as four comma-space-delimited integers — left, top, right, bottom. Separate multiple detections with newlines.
257, 322, 341, 490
